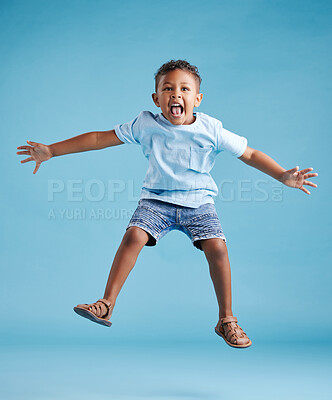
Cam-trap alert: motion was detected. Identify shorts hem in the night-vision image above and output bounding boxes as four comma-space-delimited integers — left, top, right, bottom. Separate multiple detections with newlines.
192, 234, 227, 251
192, 233, 226, 241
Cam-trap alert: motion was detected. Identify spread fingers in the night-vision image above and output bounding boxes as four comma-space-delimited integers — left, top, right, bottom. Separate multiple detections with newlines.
304, 173, 318, 179
300, 186, 311, 195
21, 157, 33, 163
303, 180, 317, 187
300, 168, 314, 174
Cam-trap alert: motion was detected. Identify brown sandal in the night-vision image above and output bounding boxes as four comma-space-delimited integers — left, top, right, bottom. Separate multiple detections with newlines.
215, 316, 252, 348
73, 298, 113, 327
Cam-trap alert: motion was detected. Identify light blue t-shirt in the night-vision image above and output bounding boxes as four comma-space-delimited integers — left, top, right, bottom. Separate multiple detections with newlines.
114, 111, 247, 208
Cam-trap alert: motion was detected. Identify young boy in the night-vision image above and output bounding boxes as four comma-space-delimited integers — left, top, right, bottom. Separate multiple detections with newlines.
17, 60, 317, 348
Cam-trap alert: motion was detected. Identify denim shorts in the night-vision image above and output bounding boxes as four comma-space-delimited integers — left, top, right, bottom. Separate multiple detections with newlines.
127, 199, 226, 251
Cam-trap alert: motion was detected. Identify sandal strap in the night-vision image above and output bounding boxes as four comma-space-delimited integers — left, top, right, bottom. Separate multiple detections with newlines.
223, 322, 248, 342
97, 298, 112, 308
220, 316, 238, 324
96, 298, 113, 319
88, 302, 103, 317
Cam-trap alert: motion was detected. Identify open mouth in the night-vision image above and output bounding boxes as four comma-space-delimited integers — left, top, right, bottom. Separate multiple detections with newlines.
170, 104, 184, 117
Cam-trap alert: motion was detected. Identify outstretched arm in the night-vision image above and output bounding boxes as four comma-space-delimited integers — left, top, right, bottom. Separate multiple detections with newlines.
17, 129, 123, 174
238, 146, 318, 195
49, 129, 124, 156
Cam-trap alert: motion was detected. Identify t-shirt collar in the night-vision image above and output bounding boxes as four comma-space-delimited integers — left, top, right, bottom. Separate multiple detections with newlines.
158, 112, 200, 128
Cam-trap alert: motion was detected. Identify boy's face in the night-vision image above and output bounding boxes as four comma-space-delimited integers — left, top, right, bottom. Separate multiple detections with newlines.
152, 69, 203, 125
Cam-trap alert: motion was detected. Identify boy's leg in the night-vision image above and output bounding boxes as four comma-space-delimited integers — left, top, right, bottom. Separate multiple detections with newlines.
103, 226, 150, 306
74, 226, 149, 324
199, 238, 233, 318
199, 237, 251, 347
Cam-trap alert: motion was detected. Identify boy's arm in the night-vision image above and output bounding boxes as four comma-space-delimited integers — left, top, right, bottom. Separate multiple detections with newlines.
17, 129, 124, 174
238, 146, 318, 195
50, 129, 123, 156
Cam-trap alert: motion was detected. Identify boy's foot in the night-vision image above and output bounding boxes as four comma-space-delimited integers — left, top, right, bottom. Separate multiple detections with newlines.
215, 316, 252, 348
73, 298, 113, 327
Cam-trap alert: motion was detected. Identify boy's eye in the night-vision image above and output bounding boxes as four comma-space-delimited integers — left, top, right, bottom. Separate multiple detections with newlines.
163, 87, 189, 91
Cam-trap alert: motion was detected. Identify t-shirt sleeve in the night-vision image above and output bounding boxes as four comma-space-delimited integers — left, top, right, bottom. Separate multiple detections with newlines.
114, 113, 142, 145
216, 121, 247, 157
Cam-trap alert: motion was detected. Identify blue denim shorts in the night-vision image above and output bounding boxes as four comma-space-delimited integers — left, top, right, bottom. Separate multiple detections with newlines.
127, 199, 226, 251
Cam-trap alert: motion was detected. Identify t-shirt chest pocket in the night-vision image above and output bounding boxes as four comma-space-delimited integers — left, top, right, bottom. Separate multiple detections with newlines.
189, 146, 214, 173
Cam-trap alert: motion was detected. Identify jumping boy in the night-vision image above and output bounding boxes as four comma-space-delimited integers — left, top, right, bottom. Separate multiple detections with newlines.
17, 60, 318, 348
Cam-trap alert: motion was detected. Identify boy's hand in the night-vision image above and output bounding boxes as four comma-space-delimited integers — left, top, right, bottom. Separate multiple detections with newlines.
17, 140, 53, 174
280, 166, 318, 195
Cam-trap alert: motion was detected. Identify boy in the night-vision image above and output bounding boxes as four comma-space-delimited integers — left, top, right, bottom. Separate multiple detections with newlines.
17, 60, 317, 348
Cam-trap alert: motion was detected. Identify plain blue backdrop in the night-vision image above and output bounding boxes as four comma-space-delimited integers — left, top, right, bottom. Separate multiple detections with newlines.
2, 0, 331, 399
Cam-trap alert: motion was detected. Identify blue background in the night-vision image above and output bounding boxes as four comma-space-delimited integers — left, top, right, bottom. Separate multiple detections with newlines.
2, 0, 331, 399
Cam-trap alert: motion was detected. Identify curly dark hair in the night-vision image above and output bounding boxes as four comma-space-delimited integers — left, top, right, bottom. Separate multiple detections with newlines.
154, 59, 202, 92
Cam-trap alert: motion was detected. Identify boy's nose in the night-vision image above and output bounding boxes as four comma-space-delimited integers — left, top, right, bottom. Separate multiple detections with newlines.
171, 93, 182, 98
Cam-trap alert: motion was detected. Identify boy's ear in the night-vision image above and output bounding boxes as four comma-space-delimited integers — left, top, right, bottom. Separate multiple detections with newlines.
152, 93, 160, 107
194, 93, 203, 108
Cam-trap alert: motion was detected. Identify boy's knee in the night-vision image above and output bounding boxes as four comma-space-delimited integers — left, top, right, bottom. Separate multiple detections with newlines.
122, 226, 150, 248
200, 238, 228, 259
